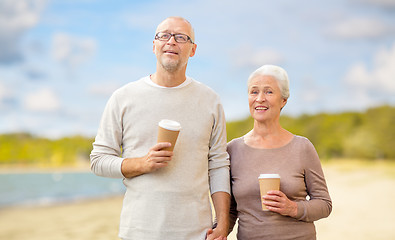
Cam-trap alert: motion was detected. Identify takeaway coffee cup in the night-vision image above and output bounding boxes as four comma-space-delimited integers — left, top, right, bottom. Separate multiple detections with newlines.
157, 119, 181, 151
258, 174, 281, 211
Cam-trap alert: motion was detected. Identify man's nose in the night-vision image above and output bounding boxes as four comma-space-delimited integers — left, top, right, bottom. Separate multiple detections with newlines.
166, 35, 177, 44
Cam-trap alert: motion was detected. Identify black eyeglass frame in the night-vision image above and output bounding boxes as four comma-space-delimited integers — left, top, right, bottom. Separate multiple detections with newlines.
154, 32, 194, 44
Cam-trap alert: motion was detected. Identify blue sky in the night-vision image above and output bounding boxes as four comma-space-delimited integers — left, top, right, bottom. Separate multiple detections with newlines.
0, 0, 394, 138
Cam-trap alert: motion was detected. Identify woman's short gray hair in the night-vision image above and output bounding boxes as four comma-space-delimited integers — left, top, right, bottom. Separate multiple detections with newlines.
247, 65, 290, 100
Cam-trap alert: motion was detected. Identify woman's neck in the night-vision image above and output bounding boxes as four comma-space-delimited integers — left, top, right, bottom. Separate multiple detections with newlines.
244, 120, 293, 149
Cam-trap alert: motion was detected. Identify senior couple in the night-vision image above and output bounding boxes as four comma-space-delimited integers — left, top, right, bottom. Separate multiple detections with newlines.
90, 16, 332, 240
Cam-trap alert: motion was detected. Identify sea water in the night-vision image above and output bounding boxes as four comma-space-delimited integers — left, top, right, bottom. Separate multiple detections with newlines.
0, 172, 125, 207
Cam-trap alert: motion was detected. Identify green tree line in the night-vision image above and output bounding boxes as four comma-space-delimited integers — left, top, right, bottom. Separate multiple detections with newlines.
0, 105, 394, 166
0, 134, 94, 167
227, 105, 395, 160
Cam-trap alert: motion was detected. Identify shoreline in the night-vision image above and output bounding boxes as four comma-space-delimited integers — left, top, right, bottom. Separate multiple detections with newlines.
0, 163, 91, 174
0, 169, 125, 209
1, 161, 395, 240
0, 193, 124, 210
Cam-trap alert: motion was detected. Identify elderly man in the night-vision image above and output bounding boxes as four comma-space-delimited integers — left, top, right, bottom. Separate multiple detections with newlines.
90, 16, 230, 240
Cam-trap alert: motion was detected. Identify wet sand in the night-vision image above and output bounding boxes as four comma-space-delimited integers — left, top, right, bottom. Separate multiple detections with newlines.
1, 161, 394, 240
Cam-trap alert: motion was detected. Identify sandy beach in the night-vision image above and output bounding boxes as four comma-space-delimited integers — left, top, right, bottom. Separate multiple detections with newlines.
1, 160, 394, 240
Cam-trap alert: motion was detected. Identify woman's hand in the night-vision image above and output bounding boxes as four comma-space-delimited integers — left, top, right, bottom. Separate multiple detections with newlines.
262, 190, 298, 218
206, 228, 227, 240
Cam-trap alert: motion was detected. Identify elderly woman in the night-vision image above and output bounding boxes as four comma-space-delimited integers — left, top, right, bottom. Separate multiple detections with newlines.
227, 65, 332, 240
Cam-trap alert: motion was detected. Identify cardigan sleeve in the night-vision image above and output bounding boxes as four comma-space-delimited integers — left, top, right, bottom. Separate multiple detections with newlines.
90, 92, 125, 178
295, 139, 332, 222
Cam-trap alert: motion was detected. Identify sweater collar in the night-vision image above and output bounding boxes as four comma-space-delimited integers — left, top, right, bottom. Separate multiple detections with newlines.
145, 75, 192, 89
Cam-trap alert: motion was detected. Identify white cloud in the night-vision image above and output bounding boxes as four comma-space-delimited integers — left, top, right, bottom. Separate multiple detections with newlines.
356, 0, 395, 8
24, 88, 60, 112
344, 63, 370, 87
51, 32, 97, 69
0, 82, 7, 108
0, 0, 47, 63
327, 17, 395, 39
371, 45, 395, 93
231, 46, 285, 69
0, 82, 7, 100
89, 82, 121, 96
122, 13, 159, 32
0, 82, 15, 109
343, 42, 395, 107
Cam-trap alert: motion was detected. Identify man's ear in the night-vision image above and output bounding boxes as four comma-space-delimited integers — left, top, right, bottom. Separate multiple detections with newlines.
189, 44, 197, 57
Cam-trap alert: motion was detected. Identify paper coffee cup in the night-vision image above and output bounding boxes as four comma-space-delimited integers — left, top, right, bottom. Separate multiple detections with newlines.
157, 119, 181, 151
258, 174, 280, 211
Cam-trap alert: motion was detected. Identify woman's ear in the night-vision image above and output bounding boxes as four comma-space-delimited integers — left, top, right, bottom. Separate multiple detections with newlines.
280, 98, 287, 110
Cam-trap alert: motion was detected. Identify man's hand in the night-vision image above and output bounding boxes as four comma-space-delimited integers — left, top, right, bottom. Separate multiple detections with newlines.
121, 142, 173, 178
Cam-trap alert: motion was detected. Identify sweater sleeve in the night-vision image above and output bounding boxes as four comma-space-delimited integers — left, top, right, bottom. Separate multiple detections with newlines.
90, 93, 125, 178
228, 188, 238, 233
208, 100, 230, 195
227, 140, 238, 232
295, 139, 332, 222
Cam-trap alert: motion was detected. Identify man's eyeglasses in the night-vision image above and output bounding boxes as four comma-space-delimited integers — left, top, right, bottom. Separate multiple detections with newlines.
155, 32, 194, 44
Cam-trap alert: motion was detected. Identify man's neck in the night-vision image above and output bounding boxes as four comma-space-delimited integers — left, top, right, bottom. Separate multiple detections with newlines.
151, 67, 187, 87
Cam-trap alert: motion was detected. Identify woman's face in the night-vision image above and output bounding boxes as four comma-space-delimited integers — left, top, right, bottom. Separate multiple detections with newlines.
248, 75, 287, 122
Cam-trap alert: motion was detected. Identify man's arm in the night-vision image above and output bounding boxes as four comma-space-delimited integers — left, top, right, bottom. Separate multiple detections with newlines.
121, 142, 173, 178
206, 191, 230, 240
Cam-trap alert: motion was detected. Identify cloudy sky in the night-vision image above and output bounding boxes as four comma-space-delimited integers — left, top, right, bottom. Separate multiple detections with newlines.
1, 0, 394, 138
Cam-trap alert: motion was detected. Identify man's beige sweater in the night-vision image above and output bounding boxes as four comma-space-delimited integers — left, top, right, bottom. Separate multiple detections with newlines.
90, 76, 230, 240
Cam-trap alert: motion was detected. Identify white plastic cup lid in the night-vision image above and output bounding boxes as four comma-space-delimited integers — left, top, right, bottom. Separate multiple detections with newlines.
258, 174, 280, 179
159, 119, 181, 131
